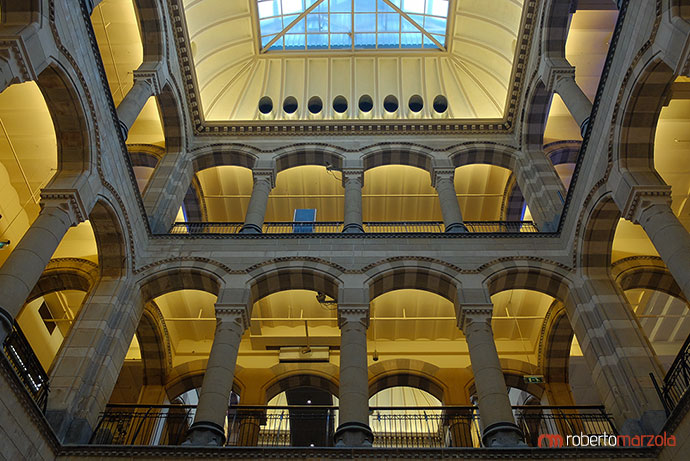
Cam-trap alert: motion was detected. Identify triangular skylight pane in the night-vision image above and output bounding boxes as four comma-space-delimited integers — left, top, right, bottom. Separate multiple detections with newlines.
256, 0, 449, 52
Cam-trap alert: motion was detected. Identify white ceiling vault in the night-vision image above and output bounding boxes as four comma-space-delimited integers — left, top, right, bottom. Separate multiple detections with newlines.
180, 0, 527, 122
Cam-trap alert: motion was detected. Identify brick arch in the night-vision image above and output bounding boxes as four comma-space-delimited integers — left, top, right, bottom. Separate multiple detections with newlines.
484, 261, 571, 303
133, 0, 165, 62
367, 266, 458, 303
449, 144, 517, 171
264, 373, 339, 404
368, 359, 445, 403
166, 360, 243, 401
616, 57, 675, 187
274, 145, 344, 172
26, 258, 99, 303
138, 267, 223, 303
90, 198, 128, 278
36, 63, 92, 180
612, 256, 687, 302
361, 144, 433, 172
248, 261, 342, 302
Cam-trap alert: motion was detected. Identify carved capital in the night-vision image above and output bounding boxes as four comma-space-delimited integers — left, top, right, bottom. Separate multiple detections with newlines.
341, 168, 364, 187
457, 304, 493, 332
252, 168, 276, 188
431, 168, 455, 188
539, 56, 576, 93
337, 306, 369, 329
133, 62, 167, 96
0, 38, 35, 85
215, 304, 250, 331
621, 184, 672, 223
39, 190, 88, 225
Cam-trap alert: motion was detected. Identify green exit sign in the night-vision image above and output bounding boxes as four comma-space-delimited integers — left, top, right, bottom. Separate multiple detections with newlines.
523, 375, 545, 383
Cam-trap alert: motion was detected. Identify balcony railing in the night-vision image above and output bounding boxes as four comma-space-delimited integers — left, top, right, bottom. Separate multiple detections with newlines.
2, 321, 50, 411
90, 404, 614, 448
652, 333, 690, 416
169, 221, 539, 235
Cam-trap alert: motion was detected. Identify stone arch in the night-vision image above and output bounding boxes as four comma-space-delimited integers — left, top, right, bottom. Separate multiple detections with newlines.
132, 0, 165, 62
264, 373, 339, 404
366, 264, 458, 303
89, 198, 129, 278
502, 175, 525, 221
166, 360, 243, 402
248, 261, 342, 302
138, 267, 223, 303
466, 372, 544, 401
368, 359, 445, 403
191, 146, 257, 173
612, 256, 687, 302
669, 0, 690, 22
449, 144, 517, 171
522, 80, 551, 154
27, 258, 99, 303
544, 141, 581, 166
484, 260, 571, 303
137, 303, 170, 386
615, 57, 675, 187
361, 144, 433, 172
274, 145, 344, 172
540, 301, 573, 386
540, 0, 573, 58
578, 193, 620, 275
36, 62, 92, 180
157, 84, 184, 156
128, 144, 164, 167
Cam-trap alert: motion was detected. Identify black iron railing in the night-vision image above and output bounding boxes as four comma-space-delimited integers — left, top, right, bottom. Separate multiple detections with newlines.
90, 404, 614, 448
651, 334, 690, 416
169, 221, 538, 235
3, 321, 50, 411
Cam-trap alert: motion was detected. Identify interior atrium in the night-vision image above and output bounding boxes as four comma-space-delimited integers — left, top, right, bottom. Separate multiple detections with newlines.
1, 0, 690, 459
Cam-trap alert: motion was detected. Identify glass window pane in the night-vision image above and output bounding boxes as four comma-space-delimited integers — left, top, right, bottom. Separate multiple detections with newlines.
260, 17, 283, 35
424, 16, 447, 34
285, 33, 306, 49
354, 33, 376, 48
258, 0, 281, 18
261, 34, 277, 47
401, 17, 418, 32
306, 13, 328, 32
281, 0, 303, 15
330, 33, 352, 49
307, 33, 329, 49
291, 18, 306, 33
378, 13, 399, 32
331, 0, 350, 12
330, 13, 351, 33
427, 0, 449, 16
401, 32, 422, 48
378, 33, 399, 48
355, 14, 377, 32
402, 0, 425, 14
408, 14, 424, 27
377, 0, 395, 13
268, 37, 285, 50
282, 13, 299, 27
355, 0, 375, 12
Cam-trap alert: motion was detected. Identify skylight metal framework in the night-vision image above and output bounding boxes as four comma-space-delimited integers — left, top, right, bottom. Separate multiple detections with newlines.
256, 0, 450, 52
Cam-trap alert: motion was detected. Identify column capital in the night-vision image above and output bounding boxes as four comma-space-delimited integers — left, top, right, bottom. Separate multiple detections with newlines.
538, 56, 575, 93
0, 36, 38, 85
133, 62, 167, 96
337, 306, 369, 329
39, 190, 88, 225
457, 304, 493, 331
252, 168, 276, 188
215, 304, 250, 331
431, 168, 455, 188
620, 184, 673, 223
341, 168, 364, 187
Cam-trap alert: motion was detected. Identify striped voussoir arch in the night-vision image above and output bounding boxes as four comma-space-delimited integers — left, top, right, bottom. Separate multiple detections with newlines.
367, 265, 458, 302
617, 58, 674, 183
134, 0, 165, 61
249, 263, 341, 302
191, 146, 257, 173
485, 261, 571, 303
138, 304, 170, 386
540, 302, 573, 385
502, 175, 526, 221
544, 140, 581, 166
274, 145, 344, 172
522, 81, 550, 153
579, 194, 620, 272
182, 176, 206, 221
450, 144, 516, 171
541, 0, 573, 57
158, 86, 184, 154
139, 267, 222, 302
361, 144, 434, 172
90, 199, 128, 277
264, 373, 339, 403
671, 0, 690, 19
612, 256, 686, 301
368, 359, 445, 402
128, 144, 163, 168
27, 258, 99, 303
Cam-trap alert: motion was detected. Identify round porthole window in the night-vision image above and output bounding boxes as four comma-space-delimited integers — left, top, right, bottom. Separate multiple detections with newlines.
433, 95, 448, 113
408, 94, 424, 113
358, 94, 373, 112
283, 96, 298, 114
308, 96, 323, 114
333, 95, 348, 114
258, 96, 273, 114
383, 95, 399, 113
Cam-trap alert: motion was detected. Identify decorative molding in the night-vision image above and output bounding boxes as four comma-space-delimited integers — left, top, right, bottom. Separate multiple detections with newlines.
215, 305, 251, 331
39, 190, 89, 224
621, 184, 672, 222
458, 304, 493, 331
337, 306, 369, 329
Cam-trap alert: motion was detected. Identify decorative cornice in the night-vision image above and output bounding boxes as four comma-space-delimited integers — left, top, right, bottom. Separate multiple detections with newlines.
216, 305, 251, 331
167, 0, 537, 136
457, 304, 493, 331
39, 190, 88, 224
621, 184, 672, 222
0, 37, 36, 83
337, 306, 369, 329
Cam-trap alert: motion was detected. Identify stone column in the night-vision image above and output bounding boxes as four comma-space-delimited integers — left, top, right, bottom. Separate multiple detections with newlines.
334, 307, 373, 446
432, 169, 466, 233
0, 198, 83, 342
553, 73, 592, 136
342, 169, 364, 233
185, 307, 248, 446
514, 150, 566, 232
240, 170, 274, 234
459, 305, 523, 446
116, 64, 164, 139
631, 196, 690, 301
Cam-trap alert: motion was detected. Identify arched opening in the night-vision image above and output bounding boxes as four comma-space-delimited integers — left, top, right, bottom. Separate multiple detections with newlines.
454, 164, 515, 221
194, 165, 254, 222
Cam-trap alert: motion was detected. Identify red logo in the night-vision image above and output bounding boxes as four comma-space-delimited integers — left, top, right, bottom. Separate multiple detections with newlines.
538, 434, 564, 448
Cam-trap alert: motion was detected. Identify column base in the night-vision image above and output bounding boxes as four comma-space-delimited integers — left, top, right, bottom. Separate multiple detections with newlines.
444, 223, 467, 233
183, 421, 226, 446
481, 422, 525, 447
342, 223, 364, 233
239, 224, 262, 234
334, 421, 373, 447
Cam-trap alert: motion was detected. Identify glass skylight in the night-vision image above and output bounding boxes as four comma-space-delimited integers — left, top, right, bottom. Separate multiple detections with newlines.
256, 0, 450, 52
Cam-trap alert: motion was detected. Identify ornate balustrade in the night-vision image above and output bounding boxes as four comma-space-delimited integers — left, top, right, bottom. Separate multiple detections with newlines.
2, 321, 50, 411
